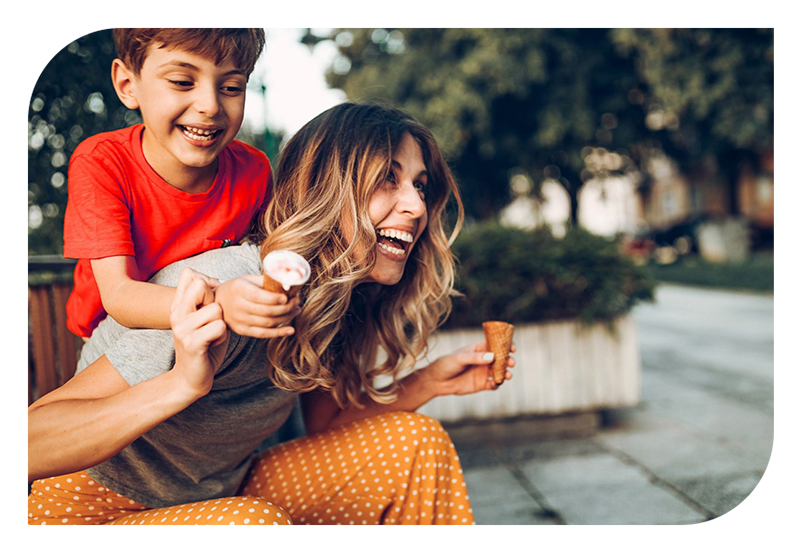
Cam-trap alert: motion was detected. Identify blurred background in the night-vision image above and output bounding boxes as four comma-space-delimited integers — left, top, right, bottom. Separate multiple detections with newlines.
28, 28, 774, 525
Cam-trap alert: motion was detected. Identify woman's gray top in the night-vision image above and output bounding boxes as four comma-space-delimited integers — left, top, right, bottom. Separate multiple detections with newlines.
77, 242, 297, 508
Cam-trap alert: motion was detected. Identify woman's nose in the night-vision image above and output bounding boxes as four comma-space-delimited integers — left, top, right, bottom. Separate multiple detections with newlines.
397, 181, 426, 218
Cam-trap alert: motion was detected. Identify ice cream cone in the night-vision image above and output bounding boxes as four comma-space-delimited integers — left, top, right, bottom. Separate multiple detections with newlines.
263, 273, 305, 299
262, 250, 311, 299
482, 321, 515, 385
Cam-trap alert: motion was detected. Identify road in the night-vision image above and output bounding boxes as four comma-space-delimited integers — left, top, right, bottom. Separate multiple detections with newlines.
449, 283, 774, 524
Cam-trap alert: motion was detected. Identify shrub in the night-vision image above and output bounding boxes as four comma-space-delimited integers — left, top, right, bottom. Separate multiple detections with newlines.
647, 252, 773, 292
443, 222, 656, 329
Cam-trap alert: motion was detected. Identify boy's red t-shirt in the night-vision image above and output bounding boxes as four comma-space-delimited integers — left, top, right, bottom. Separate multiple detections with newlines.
63, 124, 272, 338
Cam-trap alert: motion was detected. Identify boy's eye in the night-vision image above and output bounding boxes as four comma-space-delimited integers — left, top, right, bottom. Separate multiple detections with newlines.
221, 86, 245, 96
169, 80, 194, 88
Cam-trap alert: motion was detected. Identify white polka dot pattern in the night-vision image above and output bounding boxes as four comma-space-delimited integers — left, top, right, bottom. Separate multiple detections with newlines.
241, 411, 474, 524
28, 411, 473, 525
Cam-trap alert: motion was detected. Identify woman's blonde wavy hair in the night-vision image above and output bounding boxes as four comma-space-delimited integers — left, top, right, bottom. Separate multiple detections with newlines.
251, 102, 464, 409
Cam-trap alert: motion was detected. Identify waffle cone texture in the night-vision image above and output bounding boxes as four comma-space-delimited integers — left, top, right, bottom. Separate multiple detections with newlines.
482, 321, 515, 385
263, 274, 304, 299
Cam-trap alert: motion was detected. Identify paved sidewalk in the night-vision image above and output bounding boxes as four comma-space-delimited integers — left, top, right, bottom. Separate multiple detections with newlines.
446, 285, 774, 525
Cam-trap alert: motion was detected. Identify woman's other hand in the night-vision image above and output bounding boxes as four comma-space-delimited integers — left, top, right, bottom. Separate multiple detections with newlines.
213, 275, 302, 338
170, 268, 230, 399
421, 340, 516, 397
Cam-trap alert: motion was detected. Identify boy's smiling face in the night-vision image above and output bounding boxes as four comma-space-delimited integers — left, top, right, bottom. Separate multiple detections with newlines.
113, 45, 248, 192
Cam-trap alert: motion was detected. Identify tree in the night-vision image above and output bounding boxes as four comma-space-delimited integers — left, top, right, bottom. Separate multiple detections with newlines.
325, 28, 773, 223
609, 28, 774, 215
325, 29, 649, 223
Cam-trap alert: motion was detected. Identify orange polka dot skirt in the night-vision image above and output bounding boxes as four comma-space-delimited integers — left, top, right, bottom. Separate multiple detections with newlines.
29, 411, 475, 525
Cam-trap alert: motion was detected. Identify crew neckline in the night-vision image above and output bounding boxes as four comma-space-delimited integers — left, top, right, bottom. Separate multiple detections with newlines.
131, 124, 227, 201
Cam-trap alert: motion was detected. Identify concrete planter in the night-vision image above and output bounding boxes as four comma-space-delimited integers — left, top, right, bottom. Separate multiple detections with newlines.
417, 314, 641, 423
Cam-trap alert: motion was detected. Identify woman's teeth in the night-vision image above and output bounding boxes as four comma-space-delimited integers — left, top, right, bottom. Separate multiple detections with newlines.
181, 126, 219, 141
378, 242, 406, 256
376, 229, 414, 243
376, 229, 413, 256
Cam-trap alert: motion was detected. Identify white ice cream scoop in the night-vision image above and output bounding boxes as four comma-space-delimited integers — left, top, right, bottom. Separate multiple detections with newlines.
262, 250, 311, 298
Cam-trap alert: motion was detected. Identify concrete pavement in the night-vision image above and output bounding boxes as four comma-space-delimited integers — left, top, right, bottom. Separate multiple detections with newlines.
445, 284, 774, 525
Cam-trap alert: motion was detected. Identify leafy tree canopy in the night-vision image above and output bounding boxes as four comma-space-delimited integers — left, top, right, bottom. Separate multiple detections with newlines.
326, 28, 773, 222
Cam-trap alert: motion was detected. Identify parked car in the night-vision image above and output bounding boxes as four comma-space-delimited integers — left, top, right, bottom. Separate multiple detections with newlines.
649, 214, 712, 256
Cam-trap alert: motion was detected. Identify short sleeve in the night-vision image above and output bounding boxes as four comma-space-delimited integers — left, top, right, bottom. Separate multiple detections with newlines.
103, 328, 176, 386
63, 146, 136, 259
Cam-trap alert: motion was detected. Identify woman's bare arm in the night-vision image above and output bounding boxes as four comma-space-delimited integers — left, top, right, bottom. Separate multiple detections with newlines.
302, 341, 514, 435
28, 269, 228, 482
27, 357, 199, 482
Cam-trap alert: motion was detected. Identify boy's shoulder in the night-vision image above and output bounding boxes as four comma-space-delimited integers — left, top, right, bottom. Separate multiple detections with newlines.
225, 138, 271, 167
72, 124, 142, 159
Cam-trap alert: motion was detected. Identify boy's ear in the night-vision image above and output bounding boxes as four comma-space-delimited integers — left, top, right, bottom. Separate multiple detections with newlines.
111, 59, 140, 110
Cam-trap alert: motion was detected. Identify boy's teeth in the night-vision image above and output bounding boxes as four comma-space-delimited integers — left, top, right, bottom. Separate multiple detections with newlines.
181, 126, 218, 140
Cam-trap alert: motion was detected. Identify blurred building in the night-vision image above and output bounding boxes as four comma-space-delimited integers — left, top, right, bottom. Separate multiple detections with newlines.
738, 149, 774, 229
577, 176, 641, 237
498, 147, 774, 261
500, 176, 571, 238
637, 149, 774, 257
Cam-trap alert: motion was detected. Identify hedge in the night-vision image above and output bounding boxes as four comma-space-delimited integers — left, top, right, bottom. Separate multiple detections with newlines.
443, 222, 657, 329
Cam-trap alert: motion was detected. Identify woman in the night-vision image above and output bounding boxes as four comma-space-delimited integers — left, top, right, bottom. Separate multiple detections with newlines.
28, 103, 513, 525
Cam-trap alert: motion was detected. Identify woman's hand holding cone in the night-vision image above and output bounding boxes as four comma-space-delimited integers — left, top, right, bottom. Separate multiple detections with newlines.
420, 340, 516, 397
482, 321, 515, 385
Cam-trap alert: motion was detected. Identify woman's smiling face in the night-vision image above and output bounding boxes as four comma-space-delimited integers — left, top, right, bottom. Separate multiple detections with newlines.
365, 132, 429, 285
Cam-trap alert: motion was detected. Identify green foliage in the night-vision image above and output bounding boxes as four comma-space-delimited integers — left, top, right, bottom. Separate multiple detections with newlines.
326, 28, 773, 222
648, 252, 773, 292
443, 222, 656, 329
328, 29, 637, 222
610, 29, 774, 153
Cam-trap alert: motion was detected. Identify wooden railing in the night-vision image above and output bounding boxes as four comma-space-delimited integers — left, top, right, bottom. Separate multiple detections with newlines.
28, 256, 81, 405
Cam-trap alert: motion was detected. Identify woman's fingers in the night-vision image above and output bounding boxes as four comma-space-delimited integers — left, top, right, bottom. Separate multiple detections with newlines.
171, 270, 213, 319
188, 316, 227, 349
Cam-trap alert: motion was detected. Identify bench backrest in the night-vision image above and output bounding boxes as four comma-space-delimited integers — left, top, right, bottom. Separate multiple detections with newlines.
29, 257, 80, 405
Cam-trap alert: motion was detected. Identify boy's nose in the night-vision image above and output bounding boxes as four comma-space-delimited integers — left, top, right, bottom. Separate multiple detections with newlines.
194, 84, 221, 117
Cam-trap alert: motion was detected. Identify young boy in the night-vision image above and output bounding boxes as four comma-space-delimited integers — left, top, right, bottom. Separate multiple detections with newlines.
63, 28, 299, 340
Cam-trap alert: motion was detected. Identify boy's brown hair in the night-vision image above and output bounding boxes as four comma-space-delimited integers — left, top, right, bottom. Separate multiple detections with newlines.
113, 28, 266, 77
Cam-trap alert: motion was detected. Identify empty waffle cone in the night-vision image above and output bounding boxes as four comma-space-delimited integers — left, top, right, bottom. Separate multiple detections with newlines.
262, 250, 310, 299
482, 321, 515, 385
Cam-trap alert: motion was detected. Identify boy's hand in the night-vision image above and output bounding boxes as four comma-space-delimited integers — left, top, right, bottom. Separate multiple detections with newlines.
170, 269, 229, 399
213, 275, 301, 338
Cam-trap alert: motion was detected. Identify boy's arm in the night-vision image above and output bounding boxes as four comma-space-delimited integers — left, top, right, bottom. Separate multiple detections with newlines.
92, 256, 210, 329
93, 255, 301, 336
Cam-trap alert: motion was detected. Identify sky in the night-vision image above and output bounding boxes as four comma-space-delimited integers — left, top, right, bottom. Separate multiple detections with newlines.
244, 29, 346, 138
